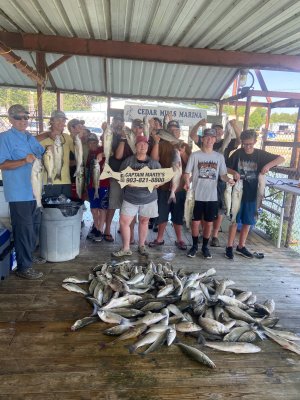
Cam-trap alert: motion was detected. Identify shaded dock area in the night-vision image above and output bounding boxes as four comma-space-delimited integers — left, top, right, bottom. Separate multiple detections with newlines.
0, 221, 300, 400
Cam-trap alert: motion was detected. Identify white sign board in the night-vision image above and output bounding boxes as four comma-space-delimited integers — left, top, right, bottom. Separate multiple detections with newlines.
124, 104, 207, 127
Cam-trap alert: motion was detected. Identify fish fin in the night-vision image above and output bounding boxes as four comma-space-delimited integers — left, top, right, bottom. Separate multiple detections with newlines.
54, 173, 62, 181
47, 177, 53, 184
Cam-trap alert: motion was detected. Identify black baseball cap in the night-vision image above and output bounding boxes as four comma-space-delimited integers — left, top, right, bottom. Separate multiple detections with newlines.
211, 123, 223, 129
167, 120, 180, 129
203, 128, 217, 137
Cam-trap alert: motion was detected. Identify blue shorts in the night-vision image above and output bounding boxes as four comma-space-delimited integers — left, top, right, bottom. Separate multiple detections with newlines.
236, 201, 256, 225
88, 187, 109, 209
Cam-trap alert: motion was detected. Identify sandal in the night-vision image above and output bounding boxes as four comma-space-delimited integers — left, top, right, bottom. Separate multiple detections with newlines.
175, 241, 187, 250
148, 239, 165, 248
253, 252, 264, 259
104, 234, 114, 242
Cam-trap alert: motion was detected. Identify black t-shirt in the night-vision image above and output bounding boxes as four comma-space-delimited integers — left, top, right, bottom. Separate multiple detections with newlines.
227, 148, 278, 202
108, 133, 133, 172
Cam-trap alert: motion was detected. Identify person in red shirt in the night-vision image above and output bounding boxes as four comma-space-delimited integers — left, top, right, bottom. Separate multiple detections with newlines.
86, 133, 109, 242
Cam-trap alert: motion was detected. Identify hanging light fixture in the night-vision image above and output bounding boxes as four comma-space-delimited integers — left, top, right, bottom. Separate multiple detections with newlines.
239, 69, 249, 88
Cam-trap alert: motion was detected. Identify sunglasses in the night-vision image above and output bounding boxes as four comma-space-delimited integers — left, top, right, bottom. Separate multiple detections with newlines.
12, 115, 30, 121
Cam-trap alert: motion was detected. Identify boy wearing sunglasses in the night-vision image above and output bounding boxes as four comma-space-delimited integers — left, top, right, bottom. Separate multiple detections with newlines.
0, 104, 45, 279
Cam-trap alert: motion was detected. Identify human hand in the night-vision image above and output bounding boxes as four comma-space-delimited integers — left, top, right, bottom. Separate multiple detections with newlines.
232, 171, 240, 181
26, 154, 36, 163
227, 178, 235, 186
96, 153, 103, 162
260, 165, 270, 175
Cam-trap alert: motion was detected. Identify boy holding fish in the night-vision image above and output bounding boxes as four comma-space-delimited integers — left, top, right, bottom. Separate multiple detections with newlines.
225, 129, 285, 260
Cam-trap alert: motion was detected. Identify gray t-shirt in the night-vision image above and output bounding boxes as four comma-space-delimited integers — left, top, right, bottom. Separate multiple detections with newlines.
120, 155, 161, 205
185, 150, 227, 201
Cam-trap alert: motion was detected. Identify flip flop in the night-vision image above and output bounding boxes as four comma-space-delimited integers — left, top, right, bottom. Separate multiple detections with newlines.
104, 234, 114, 242
175, 241, 187, 250
253, 252, 264, 259
148, 239, 165, 248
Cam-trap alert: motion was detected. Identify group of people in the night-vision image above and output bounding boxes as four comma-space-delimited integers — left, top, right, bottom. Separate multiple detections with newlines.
0, 105, 108, 279
0, 103, 285, 280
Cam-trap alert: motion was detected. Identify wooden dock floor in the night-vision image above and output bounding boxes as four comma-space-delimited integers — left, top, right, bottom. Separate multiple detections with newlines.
1, 218, 300, 400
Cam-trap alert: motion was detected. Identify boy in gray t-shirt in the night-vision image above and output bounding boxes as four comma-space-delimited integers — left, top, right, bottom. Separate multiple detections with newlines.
184, 129, 234, 259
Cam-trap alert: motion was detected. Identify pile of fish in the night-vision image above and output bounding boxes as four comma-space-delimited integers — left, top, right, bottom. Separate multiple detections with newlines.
62, 261, 300, 369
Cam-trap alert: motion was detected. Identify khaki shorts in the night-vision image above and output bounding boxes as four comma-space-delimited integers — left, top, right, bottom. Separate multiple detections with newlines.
108, 178, 123, 209
121, 200, 158, 218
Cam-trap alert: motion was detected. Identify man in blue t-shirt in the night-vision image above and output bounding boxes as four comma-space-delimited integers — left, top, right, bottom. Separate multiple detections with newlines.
0, 104, 45, 279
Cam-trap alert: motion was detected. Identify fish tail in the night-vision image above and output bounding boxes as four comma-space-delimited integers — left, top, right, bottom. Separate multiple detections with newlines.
55, 173, 62, 181
47, 177, 53, 185
94, 190, 99, 200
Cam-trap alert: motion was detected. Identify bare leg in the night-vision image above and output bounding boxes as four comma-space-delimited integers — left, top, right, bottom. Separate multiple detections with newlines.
130, 216, 136, 243
156, 222, 167, 242
98, 209, 107, 233
212, 214, 223, 238
138, 216, 149, 246
173, 223, 183, 242
191, 220, 201, 237
227, 223, 238, 247
119, 214, 135, 251
104, 208, 115, 236
202, 221, 213, 240
90, 209, 100, 230
238, 224, 251, 248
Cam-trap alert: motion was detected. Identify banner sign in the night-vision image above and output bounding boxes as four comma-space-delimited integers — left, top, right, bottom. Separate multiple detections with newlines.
124, 104, 207, 127
100, 164, 174, 192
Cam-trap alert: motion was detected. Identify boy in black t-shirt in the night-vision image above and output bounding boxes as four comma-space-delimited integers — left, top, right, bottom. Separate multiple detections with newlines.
225, 130, 285, 260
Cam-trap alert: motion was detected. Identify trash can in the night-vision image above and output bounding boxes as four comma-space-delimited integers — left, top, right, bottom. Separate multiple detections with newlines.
40, 199, 83, 262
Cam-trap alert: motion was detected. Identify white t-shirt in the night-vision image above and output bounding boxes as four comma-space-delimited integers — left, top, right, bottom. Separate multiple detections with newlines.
185, 150, 227, 201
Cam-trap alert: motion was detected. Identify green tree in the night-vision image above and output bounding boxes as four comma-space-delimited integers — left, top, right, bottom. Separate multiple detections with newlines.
249, 108, 267, 129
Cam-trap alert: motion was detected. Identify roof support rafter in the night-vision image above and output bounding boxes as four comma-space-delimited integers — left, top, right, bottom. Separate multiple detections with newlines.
48, 55, 72, 71
0, 41, 45, 85
1, 31, 300, 72
254, 70, 272, 103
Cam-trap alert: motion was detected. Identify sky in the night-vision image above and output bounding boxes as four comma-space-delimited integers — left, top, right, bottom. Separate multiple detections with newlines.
228, 70, 300, 114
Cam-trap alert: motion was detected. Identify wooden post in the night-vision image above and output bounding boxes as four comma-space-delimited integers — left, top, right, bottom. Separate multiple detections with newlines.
265, 104, 271, 130
36, 52, 46, 134
56, 90, 63, 111
107, 96, 111, 123
243, 96, 252, 130
285, 107, 300, 247
218, 103, 223, 117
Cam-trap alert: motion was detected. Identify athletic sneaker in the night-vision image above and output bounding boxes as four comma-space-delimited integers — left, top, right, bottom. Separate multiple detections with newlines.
138, 245, 149, 256
236, 246, 253, 259
15, 268, 43, 280
210, 237, 220, 247
201, 247, 212, 259
87, 226, 97, 239
93, 230, 103, 242
187, 246, 198, 258
225, 246, 234, 260
112, 249, 132, 257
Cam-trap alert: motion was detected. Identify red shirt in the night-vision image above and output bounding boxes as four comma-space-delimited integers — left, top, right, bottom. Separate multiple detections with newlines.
86, 146, 109, 188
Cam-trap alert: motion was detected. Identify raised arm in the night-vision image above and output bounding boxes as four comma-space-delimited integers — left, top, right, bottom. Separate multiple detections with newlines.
189, 119, 207, 143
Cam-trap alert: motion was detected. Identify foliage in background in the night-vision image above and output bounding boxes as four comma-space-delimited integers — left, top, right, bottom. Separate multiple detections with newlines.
256, 210, 287, 245
0, 88, 105, 115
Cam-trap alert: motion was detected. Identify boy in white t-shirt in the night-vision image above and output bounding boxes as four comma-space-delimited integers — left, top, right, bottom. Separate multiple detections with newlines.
184, 129, 234, 259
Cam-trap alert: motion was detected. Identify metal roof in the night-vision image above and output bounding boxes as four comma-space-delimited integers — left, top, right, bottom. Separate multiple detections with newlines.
0, 0, 300, 101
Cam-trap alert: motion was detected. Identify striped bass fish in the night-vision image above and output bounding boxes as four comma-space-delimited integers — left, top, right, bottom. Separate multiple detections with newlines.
73, 134, 83, 177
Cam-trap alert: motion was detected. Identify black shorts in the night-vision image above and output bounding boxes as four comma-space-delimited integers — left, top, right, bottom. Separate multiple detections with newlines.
192, 201, 219, 222
157, 189, 186, 225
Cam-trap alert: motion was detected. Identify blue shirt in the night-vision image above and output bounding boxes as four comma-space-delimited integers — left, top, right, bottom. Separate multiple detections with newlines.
0, 127, 45, 202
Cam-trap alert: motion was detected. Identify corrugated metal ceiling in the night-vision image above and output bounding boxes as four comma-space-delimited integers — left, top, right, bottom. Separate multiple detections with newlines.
0, 0, 299, 100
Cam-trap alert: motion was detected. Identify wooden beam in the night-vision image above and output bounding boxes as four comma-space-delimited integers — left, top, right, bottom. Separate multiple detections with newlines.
226, 101, 268, 107
2, 31, 300, 72
250, 90, 300, 100
48, 55, 72, 72
254, 70, 272, 103
270, 99, 300, 108
0, 42, 44, 85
